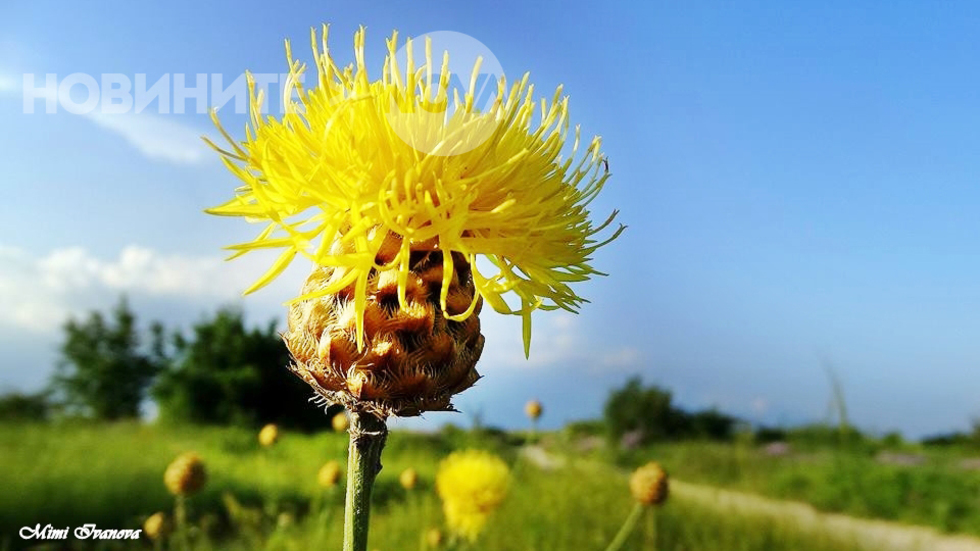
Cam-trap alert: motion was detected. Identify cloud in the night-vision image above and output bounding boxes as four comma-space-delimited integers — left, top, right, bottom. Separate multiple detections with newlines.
88, 112, 209, 164
0, 73, 209, 165
0, 244, 283, 334
600, 347, 641, 369
480, 310, 642, 374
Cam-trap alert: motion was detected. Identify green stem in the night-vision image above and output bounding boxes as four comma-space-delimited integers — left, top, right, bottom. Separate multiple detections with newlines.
644, 507, 657, 551
343, 411, 388, 551
174, 494, 189, 551
604, 503, 644, 551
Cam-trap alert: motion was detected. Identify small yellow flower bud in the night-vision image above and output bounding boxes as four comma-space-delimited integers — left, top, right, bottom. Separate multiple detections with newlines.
525, 400, 543, 421
399, 468, 419, 490
164, 452, 207, 496
143, 512, 169, 540
332, 412, 350, 432
425, 527, 444, 548
318, 460, 343, 488
258, 423, 279, 447
629, 462, 669, 506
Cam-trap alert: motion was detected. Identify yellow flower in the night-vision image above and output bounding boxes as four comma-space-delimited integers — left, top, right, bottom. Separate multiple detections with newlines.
258, 423, 279, 447
629, 462, 669, 506
435, 449, 510, 541
143, 512, 169, 540
424, 527, 444, 548
164, 452, 207, 496
332, 411, 350, 432
318, 460, 343, 488
206, 26, 623, 357
524, 399, 543, 421
399, 467, 418, 490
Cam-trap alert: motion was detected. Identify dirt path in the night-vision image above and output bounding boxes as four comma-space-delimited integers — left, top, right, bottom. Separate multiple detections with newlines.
671, 479, 980, 551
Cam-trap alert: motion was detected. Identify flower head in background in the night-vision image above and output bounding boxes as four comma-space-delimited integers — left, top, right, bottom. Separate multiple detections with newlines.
207, 26, 622, 417
524, 399, 543, 421
629, 461, 669, 506
164, 452, 207, 496
258, 423, 279, 447
143, 512, 170, 540
332, 411, 350, 432
435, 449, 510, 541
399, 467, 419, 490
318, 460, 343, 488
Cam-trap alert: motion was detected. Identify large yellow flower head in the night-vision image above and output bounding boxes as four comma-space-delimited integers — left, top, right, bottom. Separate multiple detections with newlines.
206, 26, 623, 356
435, 449, 510, 541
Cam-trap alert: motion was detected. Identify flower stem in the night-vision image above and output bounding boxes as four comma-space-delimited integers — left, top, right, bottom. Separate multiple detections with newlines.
604, 503, 644, 551
343, 411, 388, 551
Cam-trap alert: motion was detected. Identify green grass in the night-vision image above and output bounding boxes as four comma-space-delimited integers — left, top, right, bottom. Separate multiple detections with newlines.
612, 440, 980, 535
1, 421, 869, 550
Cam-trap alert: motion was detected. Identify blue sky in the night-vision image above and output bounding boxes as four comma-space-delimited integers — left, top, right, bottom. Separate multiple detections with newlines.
2, 1, 979, 438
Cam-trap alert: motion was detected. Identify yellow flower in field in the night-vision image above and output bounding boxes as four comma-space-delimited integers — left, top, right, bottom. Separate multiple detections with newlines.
424, 527, 444, 548
258, 423, 279, 446
206, 26, 623, 360
629, 461, 669, 506
399, 467, 419, 490
332, 412, 350, 432
164, 452, 207, 496
435, 449, 510, 541
318, 460, 343, 488
525, 399, 543, 421
143, 512, 169, 540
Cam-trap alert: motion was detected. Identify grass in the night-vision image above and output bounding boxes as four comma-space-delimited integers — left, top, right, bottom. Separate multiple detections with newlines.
611, 439, 980, 535
0, 421, 872, 550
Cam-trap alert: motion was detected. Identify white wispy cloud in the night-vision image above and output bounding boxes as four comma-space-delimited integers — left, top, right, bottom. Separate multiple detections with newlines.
0, 244, 284, 334
0, 73, 210, 165
88, 112, 209, 164
480, 310, 642, 373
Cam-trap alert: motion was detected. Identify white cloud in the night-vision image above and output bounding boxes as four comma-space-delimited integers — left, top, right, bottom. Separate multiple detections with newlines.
0, 244, 283, 333
88, 112, 208, 164
480, 310, 642, 373
0, 72, 209, 165
600, 346, 641, 369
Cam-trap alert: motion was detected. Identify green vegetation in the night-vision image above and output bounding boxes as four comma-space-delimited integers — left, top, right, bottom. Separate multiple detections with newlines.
0, 422, 866, 551
609, 440, 980, 535
5, 304, 980, 548
51, 297, 165, 420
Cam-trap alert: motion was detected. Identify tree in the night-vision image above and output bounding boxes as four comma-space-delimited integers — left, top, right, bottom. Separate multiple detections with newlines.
153, 307, 330, 430
51, 297, 165, 420
0, 391, 50, 421
604, 377, 678, 444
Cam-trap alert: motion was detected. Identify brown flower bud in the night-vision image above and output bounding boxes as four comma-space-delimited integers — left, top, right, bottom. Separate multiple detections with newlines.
629, 462, 669, 506
164, 452, 207, 496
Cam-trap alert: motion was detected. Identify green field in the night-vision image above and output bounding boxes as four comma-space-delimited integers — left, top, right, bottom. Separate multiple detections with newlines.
612, 440, 980, 535
0, 421, 875, 551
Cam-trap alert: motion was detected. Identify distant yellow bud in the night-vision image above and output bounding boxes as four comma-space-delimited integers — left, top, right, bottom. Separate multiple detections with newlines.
399, 468, 419, 490
318, 460, 343, 488
425, 527, 444, 548
143, 512, 169, 540
164, 452, 207, 496
629, 462, 669, 506
525, 400, 543, 421
258, 423, 279, 447
332, 412, 350, 432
